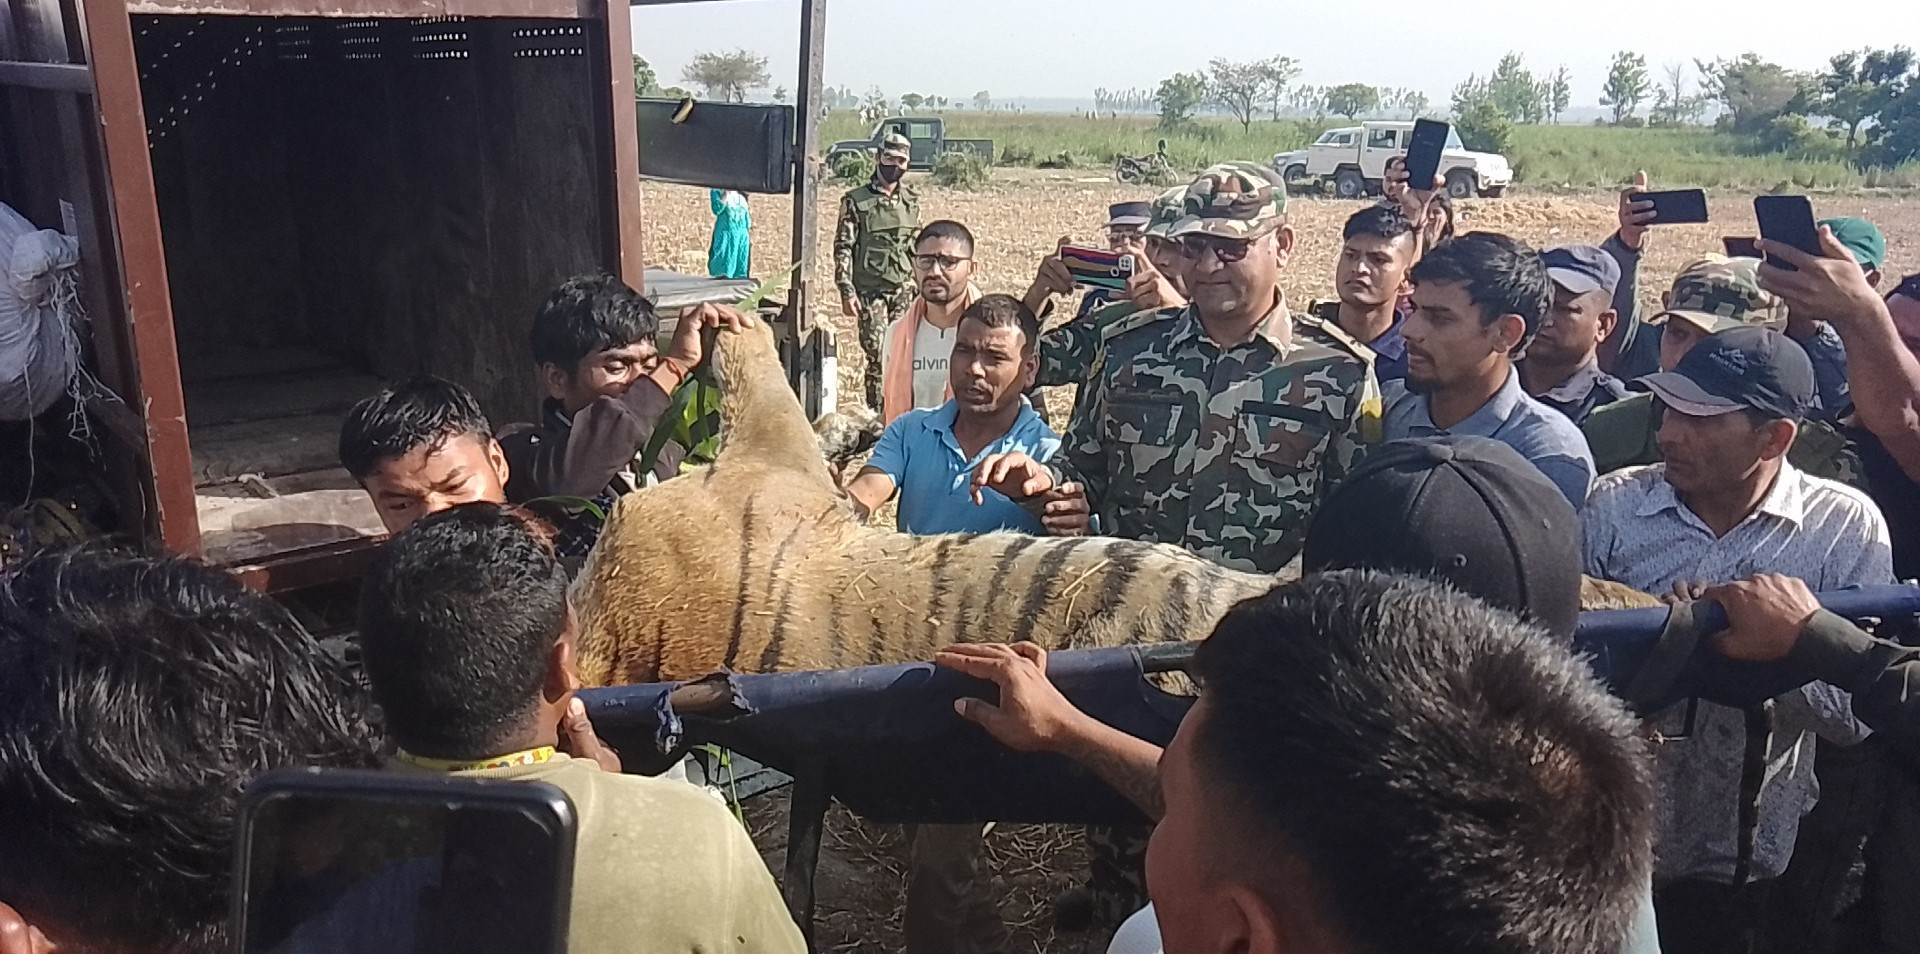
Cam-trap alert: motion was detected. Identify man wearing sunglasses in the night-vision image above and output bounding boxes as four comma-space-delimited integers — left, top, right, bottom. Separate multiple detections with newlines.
976, 163, 1378, 571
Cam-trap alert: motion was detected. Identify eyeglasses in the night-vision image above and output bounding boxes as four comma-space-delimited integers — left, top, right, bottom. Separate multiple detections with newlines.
1177, 235, 1253, 264
913, 253, 972, 271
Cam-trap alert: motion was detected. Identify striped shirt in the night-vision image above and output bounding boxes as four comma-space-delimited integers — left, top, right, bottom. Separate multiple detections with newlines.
1582, 461, 1893, 883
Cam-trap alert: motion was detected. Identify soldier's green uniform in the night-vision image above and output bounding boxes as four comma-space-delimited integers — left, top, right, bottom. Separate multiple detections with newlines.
1063, 164, 1378, 931
1044, 163, 1380, 575
1581, 255, 1866, 488
833, 132, 921, 409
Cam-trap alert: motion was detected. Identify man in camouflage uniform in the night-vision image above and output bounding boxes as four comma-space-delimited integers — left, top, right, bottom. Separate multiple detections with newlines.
835, 132, 921, 409
974, 163, 1380, 932
1028, 185, 1188, 394
1581, 256, 1863, 487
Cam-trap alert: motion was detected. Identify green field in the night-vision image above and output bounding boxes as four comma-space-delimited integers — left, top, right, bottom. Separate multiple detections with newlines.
822, 112, 1920, 192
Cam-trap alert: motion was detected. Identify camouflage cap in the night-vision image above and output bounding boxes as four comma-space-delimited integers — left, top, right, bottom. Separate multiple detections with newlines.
1646, 255, 1787, 334
877, 132, 912, 161
1167, 162, 1288, 240
1143, 185, 1188, 239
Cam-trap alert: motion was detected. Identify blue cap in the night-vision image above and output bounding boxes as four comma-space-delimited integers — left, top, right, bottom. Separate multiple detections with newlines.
1642, 326, 1815, 421
1106, 201, 1152, 230
1542, 245, 1621, 300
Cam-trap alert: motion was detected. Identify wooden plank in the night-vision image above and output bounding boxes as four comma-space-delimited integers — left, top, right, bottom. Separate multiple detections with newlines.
0, 59, 87, 90
190, 411, 344, 483
78, 0, 202, 554
598, 0, 644, 289
184, 367, 383, 427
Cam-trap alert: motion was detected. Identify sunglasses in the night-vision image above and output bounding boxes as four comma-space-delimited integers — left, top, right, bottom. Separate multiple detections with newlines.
913, 253, 972, 271
1177, 235, 1253, 264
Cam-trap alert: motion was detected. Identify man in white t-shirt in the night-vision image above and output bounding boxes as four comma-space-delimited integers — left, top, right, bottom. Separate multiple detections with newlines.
882, 220, 983, 423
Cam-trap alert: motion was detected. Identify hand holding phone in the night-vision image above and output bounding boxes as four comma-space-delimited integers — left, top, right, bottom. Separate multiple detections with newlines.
1636, 189, 1709, 225
1059, 245, 1136, 292
1753, 195, 1820, 272
1403, 119, 1450, 196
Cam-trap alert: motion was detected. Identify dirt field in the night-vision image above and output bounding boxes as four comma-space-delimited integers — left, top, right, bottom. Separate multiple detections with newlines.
643, 172, 1918, 953
646, 170, 1917, 418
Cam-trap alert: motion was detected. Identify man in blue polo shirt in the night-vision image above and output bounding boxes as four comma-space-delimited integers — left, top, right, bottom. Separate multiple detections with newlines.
845, 292, 1082, 536
838, 291, 1083, 954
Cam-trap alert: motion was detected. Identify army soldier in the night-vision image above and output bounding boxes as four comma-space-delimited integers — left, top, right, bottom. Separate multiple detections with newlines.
835, 132, 922, 409
979, 162, 1379, 572
974, 162, 1379, 931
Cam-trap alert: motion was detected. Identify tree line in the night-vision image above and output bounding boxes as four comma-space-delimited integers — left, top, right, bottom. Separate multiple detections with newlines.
1596, 47, 1917, 167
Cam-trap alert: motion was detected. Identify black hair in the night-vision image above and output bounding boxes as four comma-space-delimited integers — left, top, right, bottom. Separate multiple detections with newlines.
1410, 231, 1553, 351
529, 273, 659, 371
0, 548, 380, 953
915, 219, 976, 255
1191, 571, 1652, 954
1429, 192, 1457, 243
1344, 204, 1417, 244
960, 293, 1042, 355
339, 375, 493, 481
357, 503, 570, 761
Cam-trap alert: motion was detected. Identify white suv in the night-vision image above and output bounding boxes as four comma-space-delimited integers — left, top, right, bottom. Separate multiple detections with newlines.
1272, 122, 1513, 199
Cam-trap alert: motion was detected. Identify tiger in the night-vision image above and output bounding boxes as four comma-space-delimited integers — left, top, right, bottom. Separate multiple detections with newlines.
570, 313, 1657, 688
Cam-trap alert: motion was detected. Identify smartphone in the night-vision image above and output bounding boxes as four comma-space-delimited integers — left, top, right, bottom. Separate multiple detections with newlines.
232, 768, 577, 954
1637, 189, 1709, 225
1753, 195, 1820, 271
1403, 119, 1451, 194
1722, 236, 1762, 259
1060, 245, 1136, 291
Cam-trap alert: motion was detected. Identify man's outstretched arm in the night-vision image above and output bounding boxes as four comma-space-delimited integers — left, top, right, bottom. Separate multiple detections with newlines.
934, 642, 1166, 819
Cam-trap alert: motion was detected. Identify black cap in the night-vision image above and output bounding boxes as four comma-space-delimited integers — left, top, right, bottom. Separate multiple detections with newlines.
1542, 244, 1621, 299
1106, 201, 1152, 230
1302, 436, 1582, 639
1641, 325, 1814, 421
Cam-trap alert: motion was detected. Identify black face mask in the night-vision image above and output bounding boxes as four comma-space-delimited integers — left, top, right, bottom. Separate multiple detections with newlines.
875, 163, 905, 184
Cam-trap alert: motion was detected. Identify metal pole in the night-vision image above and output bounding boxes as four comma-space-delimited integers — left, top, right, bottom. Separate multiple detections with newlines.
788, 0, 826, 336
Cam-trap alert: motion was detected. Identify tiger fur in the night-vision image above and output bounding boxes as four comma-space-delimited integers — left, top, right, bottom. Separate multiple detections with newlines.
570, 316, 1657, 687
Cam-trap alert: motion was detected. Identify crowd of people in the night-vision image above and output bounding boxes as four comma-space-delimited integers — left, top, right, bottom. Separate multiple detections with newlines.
4, 132, 1920, 954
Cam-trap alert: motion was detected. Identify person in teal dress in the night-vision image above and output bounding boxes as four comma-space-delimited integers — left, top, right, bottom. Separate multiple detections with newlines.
708, 190, 751, 279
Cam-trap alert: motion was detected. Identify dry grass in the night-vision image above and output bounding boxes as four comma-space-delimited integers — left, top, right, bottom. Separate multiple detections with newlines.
645, 171, 1916, 422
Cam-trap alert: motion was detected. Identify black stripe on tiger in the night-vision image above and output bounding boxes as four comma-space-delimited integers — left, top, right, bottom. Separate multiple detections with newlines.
1160, 567, 1196, 643
755, 521, 812, 672
722, 499, 761, 669
1080, 542, 1150, 648
916, 536, 964, 657
976, 535, 1040, 641
1007, 538, 1096, 647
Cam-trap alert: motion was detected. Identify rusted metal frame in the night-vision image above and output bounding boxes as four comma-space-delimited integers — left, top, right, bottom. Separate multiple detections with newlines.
224, 535, 384, 592
596, 0, 644, 289
0, 58, 86, 89
125, 0, 576, 18
786, 0, 822, 335
76, 0, 200, 554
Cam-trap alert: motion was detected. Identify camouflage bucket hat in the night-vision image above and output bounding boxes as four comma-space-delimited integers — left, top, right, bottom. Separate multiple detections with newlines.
1648, 255, 1787, 334
878, 131, 912, 162
1143, 184, 1188, 239
1168, 162, 1288, 240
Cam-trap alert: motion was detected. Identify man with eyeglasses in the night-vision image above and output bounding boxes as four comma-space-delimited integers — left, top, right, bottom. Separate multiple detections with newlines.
836, 131, 922, 410
878, 220, 982, 423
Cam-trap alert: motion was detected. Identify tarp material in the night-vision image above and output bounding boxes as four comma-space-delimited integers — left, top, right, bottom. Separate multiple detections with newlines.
0, 203, 82, 421
582, 586, 1920, 825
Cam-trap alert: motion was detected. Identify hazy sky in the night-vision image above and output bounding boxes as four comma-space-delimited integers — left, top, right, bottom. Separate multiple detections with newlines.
633, 0, 1920, 106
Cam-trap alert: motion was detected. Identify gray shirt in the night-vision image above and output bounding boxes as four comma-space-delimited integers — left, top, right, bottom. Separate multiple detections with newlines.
1382, 367, 1597, 507
1581, 462, 1893, 883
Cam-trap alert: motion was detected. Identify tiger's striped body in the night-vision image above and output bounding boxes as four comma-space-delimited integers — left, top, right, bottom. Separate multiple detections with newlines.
570, 316, 1658, 687
571, 317, 1272, 686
